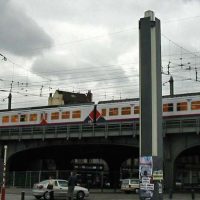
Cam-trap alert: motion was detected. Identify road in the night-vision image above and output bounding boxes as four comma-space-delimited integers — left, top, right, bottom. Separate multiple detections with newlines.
4, 189, 200, 200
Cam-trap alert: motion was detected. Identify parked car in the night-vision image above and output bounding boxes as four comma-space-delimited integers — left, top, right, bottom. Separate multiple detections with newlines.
121, 178, 139, 193
175, 179, 183, 189
32, 179, 89, 200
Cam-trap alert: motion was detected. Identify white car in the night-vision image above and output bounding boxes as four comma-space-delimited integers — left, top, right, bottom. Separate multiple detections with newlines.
32, 179, 89, 200
121, 178, 140, 193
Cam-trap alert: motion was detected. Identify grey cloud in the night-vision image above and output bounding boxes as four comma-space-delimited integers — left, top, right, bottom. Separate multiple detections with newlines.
31, 44, 133, 93
11, 0, 200, 101
0, 1, 53, 57
14, 0, 200, 30
15, 0, 141, 28
16, 0, 188, 27
182, 0, 200, 2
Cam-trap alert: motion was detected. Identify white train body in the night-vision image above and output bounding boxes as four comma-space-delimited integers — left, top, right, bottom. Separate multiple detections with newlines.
96, 100, 139, 122
96, 94, 200, 122
162, 95, 200, 118
0, 93, 200, 127
0, 103, 94, 127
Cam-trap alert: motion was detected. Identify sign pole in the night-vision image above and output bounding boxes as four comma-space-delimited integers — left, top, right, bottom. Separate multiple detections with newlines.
1, 145, 7, 200
139, 11, 163, 200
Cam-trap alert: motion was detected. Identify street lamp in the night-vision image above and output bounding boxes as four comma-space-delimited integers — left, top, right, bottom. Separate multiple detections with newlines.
1, 145, 7, 200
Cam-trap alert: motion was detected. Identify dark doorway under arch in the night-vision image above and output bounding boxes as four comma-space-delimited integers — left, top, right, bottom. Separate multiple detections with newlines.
7, 143, 139, 188
174, 145, 200, 189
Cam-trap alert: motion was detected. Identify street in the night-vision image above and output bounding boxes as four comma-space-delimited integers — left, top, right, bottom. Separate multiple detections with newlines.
4, 189, 200, 200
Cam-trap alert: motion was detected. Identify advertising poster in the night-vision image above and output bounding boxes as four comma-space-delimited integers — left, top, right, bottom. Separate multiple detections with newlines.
139, 156, 153, 177
139, 156, 154, 199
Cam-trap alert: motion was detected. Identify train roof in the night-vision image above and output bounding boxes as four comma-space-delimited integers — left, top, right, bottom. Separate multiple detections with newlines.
163, 92, 200, 99
98, 98, 139, 104
98, 92, 200, 104
0, 92, 200, 112
0, 102, 95, 113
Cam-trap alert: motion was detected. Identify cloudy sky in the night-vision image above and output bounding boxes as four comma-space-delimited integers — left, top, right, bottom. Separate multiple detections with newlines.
0, 0, 200, 109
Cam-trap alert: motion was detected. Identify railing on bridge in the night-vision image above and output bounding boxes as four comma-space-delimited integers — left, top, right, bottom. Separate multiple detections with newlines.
0, 117, 199, 140
163, 117, 200, 135
0, 121, 139, 140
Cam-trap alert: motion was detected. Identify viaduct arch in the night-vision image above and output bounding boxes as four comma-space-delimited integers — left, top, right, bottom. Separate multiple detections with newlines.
1, 130, 200, 190
164, 133, 200, 190
3, 137, 139, 187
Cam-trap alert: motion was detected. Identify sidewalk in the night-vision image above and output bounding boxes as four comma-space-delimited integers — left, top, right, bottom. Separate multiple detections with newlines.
5, 188, 122, 194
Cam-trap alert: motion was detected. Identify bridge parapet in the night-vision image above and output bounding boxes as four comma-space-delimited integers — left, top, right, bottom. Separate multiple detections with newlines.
0, 117, 199, 140
0, 121, 139, 140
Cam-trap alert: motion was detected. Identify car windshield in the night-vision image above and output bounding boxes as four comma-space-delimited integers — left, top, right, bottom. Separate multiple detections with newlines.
58, 180, 68, 187
130, 179, 139, 184
122, 179, 129, 184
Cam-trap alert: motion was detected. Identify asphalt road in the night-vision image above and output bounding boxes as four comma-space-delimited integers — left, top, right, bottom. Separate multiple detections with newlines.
4, 190, 200, 200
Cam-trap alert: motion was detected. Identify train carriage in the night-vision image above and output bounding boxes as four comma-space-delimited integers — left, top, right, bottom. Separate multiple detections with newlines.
1, 93, 200, 127
162, 94, 200, 119
0, 103, 95, 127
96, 99, 139, 123
96, 93, 200, 123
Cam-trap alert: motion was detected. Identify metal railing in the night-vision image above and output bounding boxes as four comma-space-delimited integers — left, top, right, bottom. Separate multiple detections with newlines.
4, 169, 137, 189
0, 117, 199, 140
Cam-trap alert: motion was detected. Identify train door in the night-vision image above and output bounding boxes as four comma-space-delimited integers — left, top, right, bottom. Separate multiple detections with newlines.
40, 112, 48, 125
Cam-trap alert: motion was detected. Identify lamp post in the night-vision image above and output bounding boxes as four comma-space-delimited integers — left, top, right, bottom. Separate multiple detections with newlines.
1, 145, 7, 200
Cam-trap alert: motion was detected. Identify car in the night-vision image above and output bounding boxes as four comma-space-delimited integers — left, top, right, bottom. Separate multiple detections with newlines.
175, 179, 183, 189
32, 179, 89, 200
120, 178, 139, 193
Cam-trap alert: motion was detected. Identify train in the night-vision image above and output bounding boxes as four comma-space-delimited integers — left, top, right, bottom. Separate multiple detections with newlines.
0, 92, 200, 127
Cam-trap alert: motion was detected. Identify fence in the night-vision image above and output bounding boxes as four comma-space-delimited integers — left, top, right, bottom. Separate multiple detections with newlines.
4, 169, 138, 189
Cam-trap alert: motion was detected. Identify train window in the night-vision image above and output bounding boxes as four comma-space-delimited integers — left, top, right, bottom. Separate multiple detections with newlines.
134, 106, 140, 114
20, 114, 28, 122
191, 101, 200, 110
62, 111, 70, 119
177, 102, 188, 111
163, 103, 173, 112
30, 114, 37, 121
109, 108, 118, 116
51, 112, 59, 120
41, 113, 48, 120
2, 116, 9, 123
121, 107, 131, 115
101, 109, 106, 116
11, 115, 19, 123
72, 110, 81, 118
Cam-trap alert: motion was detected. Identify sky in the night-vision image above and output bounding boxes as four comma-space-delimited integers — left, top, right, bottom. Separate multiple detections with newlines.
0, 0, 200, 109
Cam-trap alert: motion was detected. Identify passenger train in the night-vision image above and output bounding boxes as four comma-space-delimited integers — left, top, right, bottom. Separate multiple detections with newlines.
0, 92, 200, 127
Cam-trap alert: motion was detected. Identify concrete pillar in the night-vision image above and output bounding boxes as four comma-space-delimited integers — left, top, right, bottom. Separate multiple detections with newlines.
139, 10, 163, 200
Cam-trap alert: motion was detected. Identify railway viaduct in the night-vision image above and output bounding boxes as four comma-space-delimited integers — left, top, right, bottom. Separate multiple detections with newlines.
0, 117, 200, 191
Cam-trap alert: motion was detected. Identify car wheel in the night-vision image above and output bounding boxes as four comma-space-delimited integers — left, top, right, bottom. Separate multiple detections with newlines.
76, 191, 85, 199
34, 196, 42, 199
43, 191, 50, 200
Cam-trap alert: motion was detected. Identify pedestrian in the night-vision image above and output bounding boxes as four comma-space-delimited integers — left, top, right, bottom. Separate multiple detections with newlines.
47, 176, 54, 200
67, 171, 77, 200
